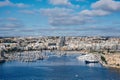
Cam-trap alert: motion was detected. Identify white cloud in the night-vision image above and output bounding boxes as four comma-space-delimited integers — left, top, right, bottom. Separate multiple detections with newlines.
0, 0, 29, 8
3, 23, 18, 28
40, 0, 120, 26
0, 23, 23, 28
49, 0, 80, 8
6, 17, 18, 21
40, 7, 73, 17
40, 7, 92, 26
79, 0, 120, 17
0, 0, 13, 7
0, 17, 24, 29
80, 9, 110, 16
49, 15, 91, 26
49, 0, 72, 6
16, 3, 29, 8
0, 17, 18, 22
92, 0, 120, 12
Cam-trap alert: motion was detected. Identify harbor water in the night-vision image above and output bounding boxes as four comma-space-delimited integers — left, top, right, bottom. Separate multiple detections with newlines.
0, 52, 120, 80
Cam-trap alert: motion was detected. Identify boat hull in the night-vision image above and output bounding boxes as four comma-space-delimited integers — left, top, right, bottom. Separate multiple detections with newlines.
0, 60, 5, 63
85, 60, 99, 64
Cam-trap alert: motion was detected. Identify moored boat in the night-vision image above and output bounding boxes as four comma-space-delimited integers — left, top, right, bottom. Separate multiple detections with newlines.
85, 60, 99, 64
0, 59, 5, 63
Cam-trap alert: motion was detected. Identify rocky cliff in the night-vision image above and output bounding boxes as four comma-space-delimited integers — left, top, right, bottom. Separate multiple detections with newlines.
103, 54, 120, 68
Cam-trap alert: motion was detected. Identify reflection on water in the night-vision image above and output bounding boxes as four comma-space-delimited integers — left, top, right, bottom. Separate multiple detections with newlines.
0, 53, 120, 80
86, 63, 100, 67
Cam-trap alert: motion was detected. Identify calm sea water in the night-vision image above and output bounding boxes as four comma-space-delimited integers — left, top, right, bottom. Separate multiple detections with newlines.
0, 53, 120, 80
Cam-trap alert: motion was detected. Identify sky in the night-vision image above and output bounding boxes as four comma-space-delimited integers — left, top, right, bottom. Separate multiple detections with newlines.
0, 0, 120, 37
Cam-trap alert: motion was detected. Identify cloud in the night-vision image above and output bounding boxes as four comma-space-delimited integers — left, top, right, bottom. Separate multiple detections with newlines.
0, 22, 24, 29
19, 10, 36, 14
0, 17, 18, 22
49, 0, 80, 8
49, 0, 72, 6
92, 0, 120, 12
16, 3, 29, 8
0, 22, 24, 36
49, 15, 91, 26
0, 0, 29, 8
40, 7, 92, 26
0, 27, 15, 31
40, 7, 73, 16
17, 25, 120, 35
0, 23, 23, 28
80, 9, 110, 16
90, 26, 120, 34
40, 0, 120, 26
79, 0, 120, 17
6, 17, 18, 21
0, 0, 12, 7
0, 17, 24, 30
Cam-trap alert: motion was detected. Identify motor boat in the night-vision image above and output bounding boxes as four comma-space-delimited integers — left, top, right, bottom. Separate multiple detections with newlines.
85, 60, 99, 64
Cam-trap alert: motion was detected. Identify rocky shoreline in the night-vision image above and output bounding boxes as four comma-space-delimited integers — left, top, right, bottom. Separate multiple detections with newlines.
101, 53, 120, 68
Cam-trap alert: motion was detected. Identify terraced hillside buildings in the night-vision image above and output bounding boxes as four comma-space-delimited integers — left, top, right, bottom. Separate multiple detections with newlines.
0, 36, 120, 54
